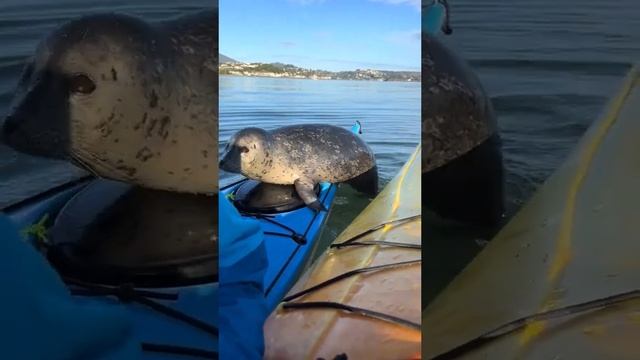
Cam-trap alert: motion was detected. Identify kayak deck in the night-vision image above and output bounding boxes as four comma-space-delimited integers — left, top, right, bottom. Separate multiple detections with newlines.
264, 145, 421, 360
220, 179, 337, 310
423, 66, 640, 359
3, 181, 218, 359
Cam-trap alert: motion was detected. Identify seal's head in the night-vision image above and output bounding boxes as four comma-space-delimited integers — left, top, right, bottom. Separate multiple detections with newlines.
1, 13, 166, 175
219, 128, 269, 176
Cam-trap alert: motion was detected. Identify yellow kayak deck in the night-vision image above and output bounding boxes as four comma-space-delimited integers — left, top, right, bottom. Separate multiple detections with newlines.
265, 145, 422, 360
424, 65, 640, 359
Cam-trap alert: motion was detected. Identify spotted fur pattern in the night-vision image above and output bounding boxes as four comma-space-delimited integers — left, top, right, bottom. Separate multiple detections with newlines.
422, 33, 497, 173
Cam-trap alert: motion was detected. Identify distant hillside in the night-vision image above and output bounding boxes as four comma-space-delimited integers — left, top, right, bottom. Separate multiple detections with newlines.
219, 59, 420, 82
220, 54, 238, 64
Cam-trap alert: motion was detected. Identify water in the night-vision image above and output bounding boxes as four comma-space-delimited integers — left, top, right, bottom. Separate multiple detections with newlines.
424, 0, 640, 304
219, 75, 421, 252
0, 0, 210, 208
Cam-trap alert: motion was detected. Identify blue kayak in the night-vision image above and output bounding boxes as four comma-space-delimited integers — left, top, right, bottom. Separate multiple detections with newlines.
220, 178, 337, 311
2, 179, 218, 359
3, 176, 337, 358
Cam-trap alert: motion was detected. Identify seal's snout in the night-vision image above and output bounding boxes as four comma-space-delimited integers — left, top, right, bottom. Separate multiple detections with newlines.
219, 149, 242, 174
219, 154, 234, 172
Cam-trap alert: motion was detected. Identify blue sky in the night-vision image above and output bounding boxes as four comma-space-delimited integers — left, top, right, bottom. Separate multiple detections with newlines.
219, 0, 420, 71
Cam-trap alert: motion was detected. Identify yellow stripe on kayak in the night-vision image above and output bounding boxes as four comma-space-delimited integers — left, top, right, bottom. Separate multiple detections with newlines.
520, 66, 640, 347
391, 144, 420, 216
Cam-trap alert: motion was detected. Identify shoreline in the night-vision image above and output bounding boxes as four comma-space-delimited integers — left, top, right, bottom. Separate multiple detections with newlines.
219, 73, 421, 83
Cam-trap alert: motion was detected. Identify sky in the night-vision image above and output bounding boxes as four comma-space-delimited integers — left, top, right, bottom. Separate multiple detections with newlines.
219, 0, 420, 71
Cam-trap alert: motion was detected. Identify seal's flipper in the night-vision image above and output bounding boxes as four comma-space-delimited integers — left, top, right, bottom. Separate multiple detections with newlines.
346, 165, 379, 197
308, 200, 328, 212
294, 178, 324, 211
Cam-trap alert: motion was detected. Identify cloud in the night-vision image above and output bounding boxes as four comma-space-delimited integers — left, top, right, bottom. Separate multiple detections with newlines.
369, 0, 420, 10
280, 41, 297, 48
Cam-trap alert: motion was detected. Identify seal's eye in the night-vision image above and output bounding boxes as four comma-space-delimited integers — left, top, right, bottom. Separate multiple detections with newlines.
69, 74, 96, 94
239, 146, 249, 154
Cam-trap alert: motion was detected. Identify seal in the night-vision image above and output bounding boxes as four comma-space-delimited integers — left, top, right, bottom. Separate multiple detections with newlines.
219, 124, 378, 211
422, 31, 504, 225
0, 9, 218, 194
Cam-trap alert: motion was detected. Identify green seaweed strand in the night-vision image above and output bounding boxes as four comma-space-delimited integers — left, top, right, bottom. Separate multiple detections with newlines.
20, 213, 50, 246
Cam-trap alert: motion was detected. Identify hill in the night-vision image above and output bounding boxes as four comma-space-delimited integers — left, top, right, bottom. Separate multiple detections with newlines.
219, 59, 420, 82
220, 54, 238, 64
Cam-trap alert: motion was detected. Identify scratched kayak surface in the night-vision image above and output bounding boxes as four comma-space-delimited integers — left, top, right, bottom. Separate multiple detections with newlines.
423, 65, 640, 359
264, 145, 421, 360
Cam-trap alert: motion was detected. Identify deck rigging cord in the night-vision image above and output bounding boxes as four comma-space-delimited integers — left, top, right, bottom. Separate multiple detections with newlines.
441, 0, 453, 34
279, 259, 421, 330
429, 289, 640, 360
279, 212, 421, 329
237, 182, 335, 246
65, 278, 217, 359
330, 214, 421, 249
283, 301, 420, 331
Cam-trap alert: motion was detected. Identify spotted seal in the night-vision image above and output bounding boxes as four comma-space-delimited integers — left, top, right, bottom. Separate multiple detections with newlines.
1, 9, 218, 194
422, 30, 504, 225
219, 124, 378, 211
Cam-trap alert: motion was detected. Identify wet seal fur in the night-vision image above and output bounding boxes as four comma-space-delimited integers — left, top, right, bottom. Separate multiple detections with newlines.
1, 10, 218, 194
422, 33, 504, 224
423, 33, 497, 172
219, 124, 378, 211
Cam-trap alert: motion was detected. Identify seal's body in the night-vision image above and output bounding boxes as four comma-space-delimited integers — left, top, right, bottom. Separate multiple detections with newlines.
422, 33, 504, 225
1, 10, 218, 194
220, 124, 377, 211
